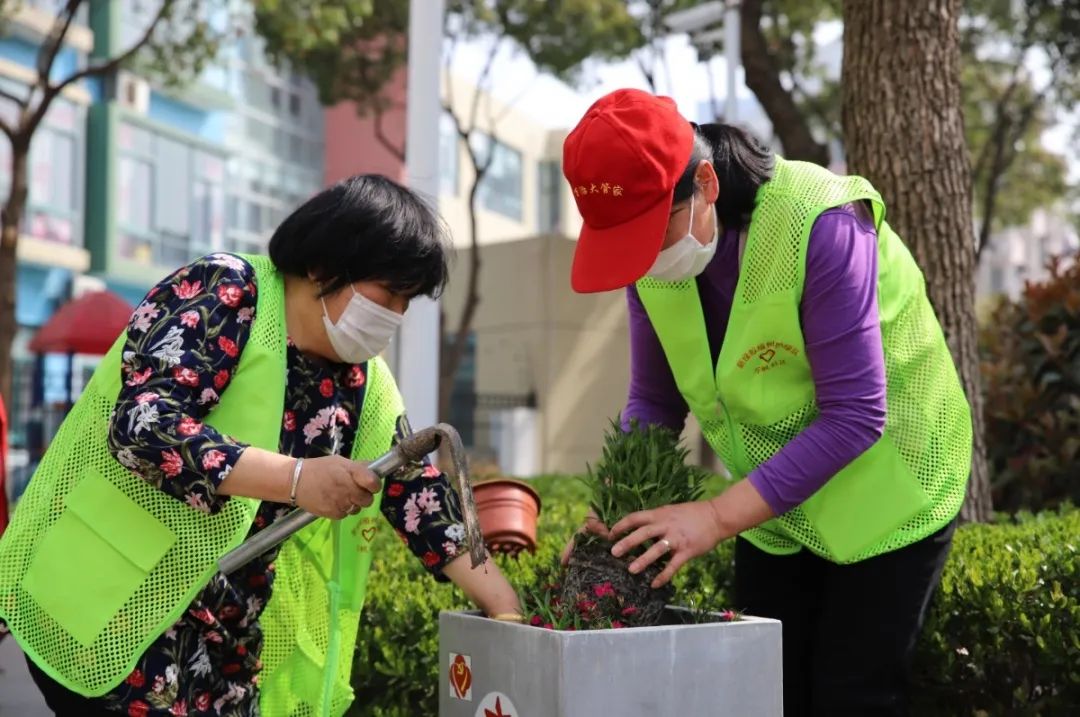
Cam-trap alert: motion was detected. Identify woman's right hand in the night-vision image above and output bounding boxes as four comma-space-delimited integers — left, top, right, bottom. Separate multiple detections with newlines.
293, 455, 382, 519
560, 510, 611, 565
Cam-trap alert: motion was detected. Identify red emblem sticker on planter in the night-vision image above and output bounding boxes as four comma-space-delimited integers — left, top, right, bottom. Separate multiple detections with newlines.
449, 653, 473, 701
475, 692, 518, 717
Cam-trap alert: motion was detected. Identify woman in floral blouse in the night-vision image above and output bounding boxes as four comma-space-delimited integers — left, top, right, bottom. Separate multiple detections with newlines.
12, 176, 520, 716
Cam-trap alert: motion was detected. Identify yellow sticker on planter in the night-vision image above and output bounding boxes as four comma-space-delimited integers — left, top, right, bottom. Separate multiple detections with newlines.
475, 692, 518, 717
449, 652, 473, 701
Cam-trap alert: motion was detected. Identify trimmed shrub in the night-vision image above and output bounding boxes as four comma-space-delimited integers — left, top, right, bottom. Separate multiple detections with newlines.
349, 478, 1079, 716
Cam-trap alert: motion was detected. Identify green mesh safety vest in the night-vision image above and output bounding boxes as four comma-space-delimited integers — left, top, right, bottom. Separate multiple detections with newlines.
0, 254, 401, 716
636, 157, 972, 563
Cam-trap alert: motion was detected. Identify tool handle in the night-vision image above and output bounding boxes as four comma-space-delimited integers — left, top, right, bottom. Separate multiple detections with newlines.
217, 448, 409, 574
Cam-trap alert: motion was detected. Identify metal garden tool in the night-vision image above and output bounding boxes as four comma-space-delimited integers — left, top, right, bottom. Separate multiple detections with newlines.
218, 423, 485, 574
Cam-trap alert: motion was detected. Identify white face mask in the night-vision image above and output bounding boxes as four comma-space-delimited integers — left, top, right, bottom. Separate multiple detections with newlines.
646, 194, 720, 281
321, 286, 404, 364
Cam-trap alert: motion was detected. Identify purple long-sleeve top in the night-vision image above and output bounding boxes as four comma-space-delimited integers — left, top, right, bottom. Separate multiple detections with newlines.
624, 202, 887, 515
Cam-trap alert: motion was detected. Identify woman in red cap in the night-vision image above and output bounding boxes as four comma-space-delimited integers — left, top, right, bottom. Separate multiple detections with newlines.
563, 88, 972, 717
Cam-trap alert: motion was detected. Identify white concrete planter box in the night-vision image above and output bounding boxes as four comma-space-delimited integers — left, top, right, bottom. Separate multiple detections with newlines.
438, 609, 783, 717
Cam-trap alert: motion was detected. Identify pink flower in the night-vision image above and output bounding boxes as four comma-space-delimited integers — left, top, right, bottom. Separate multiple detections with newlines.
217, 336, 239, 358
283, 410, 296, 431
174, 280, 203, 300
180, 311, 199, 328
543, 622, 553, 630
134, 391, 159, 404
722, 610, 737, 622
422, 464, 441, 478
160, 450, 183, 477
593, 582, 616, 599
125, 367, 152, 386
201, 450, 226, 470
217, 284, 244, 308
611, 620, 626, 629
334, 407, 350, 426
403, 496, 422, 534
346, 365, 366, 388
189, 607, 215, 625
172, 367, 199, 387
621, 606, 639, 617
576, 600, 596, 614
178, 416, 203, 436
194, 693, 211, 712
170, 699, 188, 716
529, 615, 543, 626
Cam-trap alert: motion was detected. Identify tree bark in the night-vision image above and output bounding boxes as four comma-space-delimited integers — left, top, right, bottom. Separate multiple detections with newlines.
842, 0, 992, 522
740, 0, 830, 165
0, 137, 30, 405
438, 177, 483, 422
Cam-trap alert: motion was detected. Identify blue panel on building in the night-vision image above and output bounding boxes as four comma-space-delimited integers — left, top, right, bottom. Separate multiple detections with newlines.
0, 37, 39, 70
50, 47, 80, 84
16, 265, 70, 327
148, 91, 215, 140
106, 279, 153, 309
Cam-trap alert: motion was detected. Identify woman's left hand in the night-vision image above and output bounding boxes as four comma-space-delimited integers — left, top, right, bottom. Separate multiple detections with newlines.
610, 500, 726, 589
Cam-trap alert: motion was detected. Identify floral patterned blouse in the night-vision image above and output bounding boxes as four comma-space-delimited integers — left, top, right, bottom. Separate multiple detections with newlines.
91, 253, 466, 716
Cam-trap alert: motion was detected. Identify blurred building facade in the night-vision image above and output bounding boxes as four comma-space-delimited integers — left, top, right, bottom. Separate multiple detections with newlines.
0, 1, 325, 501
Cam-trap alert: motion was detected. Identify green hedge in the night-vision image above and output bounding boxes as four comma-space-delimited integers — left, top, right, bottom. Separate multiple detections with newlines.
349, 478, 1079, 716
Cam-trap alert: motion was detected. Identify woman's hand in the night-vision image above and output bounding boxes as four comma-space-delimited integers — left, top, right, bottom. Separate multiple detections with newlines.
560, 509, 610, 565
609, 500, 726, 588
293, 456, 382, 519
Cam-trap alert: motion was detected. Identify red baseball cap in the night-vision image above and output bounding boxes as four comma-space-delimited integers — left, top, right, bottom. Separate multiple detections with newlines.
563, 89, 694, 293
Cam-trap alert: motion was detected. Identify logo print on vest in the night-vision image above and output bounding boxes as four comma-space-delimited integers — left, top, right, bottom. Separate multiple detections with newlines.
736, 341, 801, 373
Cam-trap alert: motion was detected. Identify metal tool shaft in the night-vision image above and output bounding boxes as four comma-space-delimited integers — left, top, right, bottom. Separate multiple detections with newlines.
217, 450, 408, 574
217, 423, 485, 574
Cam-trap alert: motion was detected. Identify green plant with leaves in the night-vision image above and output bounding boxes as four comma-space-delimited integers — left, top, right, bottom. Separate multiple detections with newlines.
546, 419, 710, 627
584, 418, 708, 529
980, 248, 1080, 513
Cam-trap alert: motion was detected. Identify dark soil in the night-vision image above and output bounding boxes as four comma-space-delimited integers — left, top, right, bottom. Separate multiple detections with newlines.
560, 537, 674, 627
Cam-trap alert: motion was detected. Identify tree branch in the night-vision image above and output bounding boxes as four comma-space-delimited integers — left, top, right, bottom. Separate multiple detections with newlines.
0, 84, 28, 110
740, 0, 828, 164
35, 0, 81, 93
49, 0, 171, 99
373, 105, 406, 162
635, 51, 657, 93
468, 38, 500, 134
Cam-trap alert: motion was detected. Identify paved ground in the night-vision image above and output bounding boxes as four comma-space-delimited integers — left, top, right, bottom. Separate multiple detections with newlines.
0, 635, 50, 716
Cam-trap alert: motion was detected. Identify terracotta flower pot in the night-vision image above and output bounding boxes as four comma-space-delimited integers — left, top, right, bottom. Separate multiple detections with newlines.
472, 478, 542, 556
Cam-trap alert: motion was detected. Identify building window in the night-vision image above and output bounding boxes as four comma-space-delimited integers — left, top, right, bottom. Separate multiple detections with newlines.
0, 89, 84, 247
537, 160, 562, 234
438, 112, 458, 196
473, 133, 523, 221
117, 120, 225, 266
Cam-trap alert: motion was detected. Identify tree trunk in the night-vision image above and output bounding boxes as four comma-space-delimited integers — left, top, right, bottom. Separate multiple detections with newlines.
740, 0, 830, 165
0, 138, 30, 406
438, 179, 483, 422
842, 0, 992, 522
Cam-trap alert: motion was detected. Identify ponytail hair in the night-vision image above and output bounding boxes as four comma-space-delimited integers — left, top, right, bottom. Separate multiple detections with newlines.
672, 122, 774, 229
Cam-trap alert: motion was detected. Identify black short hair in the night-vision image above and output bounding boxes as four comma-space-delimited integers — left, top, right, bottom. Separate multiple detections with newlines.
268, 175, 451, 299
673, 123, 774, 230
